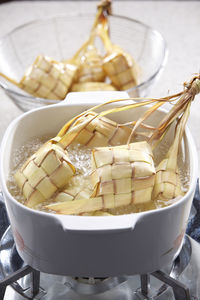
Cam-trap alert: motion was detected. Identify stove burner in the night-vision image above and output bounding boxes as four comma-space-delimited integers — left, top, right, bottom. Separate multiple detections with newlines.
65, 276, 128, 295
0, 226, 199, 300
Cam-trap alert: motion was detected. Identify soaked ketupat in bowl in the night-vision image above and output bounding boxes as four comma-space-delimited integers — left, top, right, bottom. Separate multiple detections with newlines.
0, 14, 167, 111
0, 91, 198, 276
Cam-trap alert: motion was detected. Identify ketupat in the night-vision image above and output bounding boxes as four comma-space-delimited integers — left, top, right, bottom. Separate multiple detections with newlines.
46, 75, 200, 215
56, 111, 132, 148
22, 56, 78, 100
148, 76, 200, 202
152, 103, 191, 202
46, 141, 156, 213
95, 10, 139, 91
14, 106, 134, 206
102, 46, 139, 91
14, 142, 75, 208
90, 141, 155, 204
14, 75, 200, 214
74, 45, 106, 83
72, 0, 139, 90
0, 1, 108, 99
14, 95, 158, 209
0, 56, 78, 100
46, 141, 156, 214
0, 0, 140, 100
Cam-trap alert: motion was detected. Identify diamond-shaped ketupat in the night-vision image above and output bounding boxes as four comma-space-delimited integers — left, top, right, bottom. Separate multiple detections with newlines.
20, 55, 77, 100
57, 111, 132, 148
14, 142, 75, 208
152, 104, 190, 203
75, 45, 106, 83
103, 50, 139, 91
91, 141, 156, 206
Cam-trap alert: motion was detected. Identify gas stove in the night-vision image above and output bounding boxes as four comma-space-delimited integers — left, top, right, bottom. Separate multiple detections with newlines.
0, 227, 200, 300
0, 184, 200, 300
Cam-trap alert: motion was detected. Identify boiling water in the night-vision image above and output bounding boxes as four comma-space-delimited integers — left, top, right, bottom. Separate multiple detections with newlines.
7, 135, 190, 215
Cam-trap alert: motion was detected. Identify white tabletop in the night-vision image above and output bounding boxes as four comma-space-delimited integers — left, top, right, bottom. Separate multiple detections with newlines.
0, 1, 200, 170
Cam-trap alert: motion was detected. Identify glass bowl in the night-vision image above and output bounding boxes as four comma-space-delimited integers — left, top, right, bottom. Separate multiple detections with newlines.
0, 14, 168, 111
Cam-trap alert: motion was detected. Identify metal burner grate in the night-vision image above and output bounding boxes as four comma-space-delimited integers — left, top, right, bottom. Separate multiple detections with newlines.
138, 272, 192, 299
0, 227, 45, 300
0, 266, 42, 300
0, 226, 199, 300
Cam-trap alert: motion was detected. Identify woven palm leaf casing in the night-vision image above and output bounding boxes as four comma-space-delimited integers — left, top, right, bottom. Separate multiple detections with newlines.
20, 55, 77, 100
55, 186, 91, 202
14, 142, 75, 208
70, 81, 116, 92
46, 198, 113, 215
54, 175, 92, 202
152, 101, 193, 202
46, 196, 104, 215
75, 45, 106, 83
153, 159, 183, 201
102, 50, 138, 91
91, 141, 156, 206
46, 176, 94, 214
58, 111, 132, 148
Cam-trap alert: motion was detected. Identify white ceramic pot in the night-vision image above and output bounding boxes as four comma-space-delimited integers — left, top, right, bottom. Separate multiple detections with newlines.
0, 92, 198, 277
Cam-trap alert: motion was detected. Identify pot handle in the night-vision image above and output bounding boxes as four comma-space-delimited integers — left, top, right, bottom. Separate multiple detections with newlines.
52, 213, 143, 233
61, 91, 130, 104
